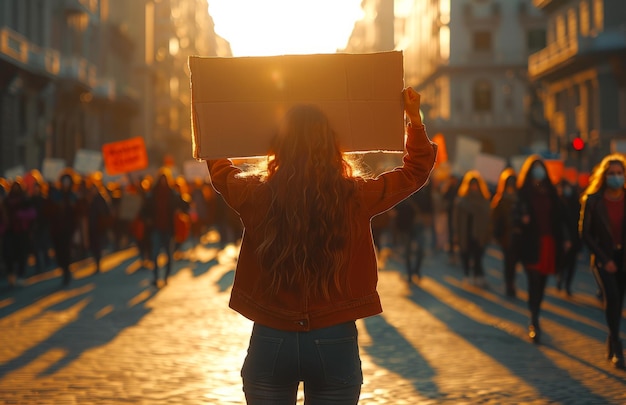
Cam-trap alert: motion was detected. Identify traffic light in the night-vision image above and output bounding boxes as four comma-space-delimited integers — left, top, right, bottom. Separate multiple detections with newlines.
572, 137, 585, 151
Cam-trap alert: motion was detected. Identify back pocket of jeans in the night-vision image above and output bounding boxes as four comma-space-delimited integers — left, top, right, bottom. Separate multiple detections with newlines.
315, 336, 363, 386
241, 335, 283, 380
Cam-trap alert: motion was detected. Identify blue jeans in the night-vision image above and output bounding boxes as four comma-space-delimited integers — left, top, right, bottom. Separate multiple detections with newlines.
242, 321, 362, 404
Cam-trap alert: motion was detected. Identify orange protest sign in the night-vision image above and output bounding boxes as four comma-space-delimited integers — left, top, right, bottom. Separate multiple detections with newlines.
102, 137, 149, 175
544, 159, 564, 184
431, 133, 448, 165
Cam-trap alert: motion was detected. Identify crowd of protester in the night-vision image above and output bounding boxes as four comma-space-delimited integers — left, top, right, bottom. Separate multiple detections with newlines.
0, 166, 242, 289
1, 151, 624, 369
377, 152, 625, 367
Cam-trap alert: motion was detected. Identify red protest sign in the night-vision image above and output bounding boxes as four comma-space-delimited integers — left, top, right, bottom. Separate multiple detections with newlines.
102, 137, 149, 175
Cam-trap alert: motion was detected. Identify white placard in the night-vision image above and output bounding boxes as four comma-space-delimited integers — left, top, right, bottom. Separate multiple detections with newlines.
452, 135, 481, 176
74, 149, 103, 175
475, 153, 507, 185
42, 158, 67, 182
4, 165, 25, 180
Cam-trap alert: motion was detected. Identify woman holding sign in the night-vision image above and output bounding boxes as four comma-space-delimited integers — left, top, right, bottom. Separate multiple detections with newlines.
207, 87, 436, 404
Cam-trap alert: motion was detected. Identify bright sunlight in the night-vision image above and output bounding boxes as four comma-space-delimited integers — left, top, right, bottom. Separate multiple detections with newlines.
208, 0, 364, 56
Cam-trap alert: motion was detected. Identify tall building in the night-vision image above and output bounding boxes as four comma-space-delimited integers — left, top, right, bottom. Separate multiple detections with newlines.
0, 0, 230, 177
343, 0, 395, 52
528, 0, 626, 169
399, 0, 547, 161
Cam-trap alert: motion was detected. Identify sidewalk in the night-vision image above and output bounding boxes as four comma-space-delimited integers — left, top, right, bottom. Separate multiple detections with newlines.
0, 235, 625, 404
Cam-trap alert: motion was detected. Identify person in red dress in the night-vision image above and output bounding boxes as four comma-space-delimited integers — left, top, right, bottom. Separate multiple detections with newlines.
514, 155, 570, 344
580, 154, 626, 369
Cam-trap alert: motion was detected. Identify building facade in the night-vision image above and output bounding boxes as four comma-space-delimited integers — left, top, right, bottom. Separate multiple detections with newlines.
399, 0, 547, 162
0, 0, 229, 178
528, 0, 626, 169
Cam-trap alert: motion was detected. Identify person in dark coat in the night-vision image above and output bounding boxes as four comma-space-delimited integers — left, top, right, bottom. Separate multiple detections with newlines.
47, 172, 80, 286
29, 179, 52, 273
453, 170, 492, 287
491, 168, 519, 297
393, 189, 426, 285
513, 155, 570, 344
85, 177, 112, 274
140, 168, 188, 286
3, 181, 36, 287
580, 154, 626, 369
443, 174, 460, 264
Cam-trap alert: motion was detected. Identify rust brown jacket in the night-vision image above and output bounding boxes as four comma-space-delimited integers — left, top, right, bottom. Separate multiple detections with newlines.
207, 124, 437, 331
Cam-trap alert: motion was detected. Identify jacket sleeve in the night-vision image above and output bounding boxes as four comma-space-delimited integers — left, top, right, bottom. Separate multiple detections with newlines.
206, 159, 251, 214
361, 124, 437, 217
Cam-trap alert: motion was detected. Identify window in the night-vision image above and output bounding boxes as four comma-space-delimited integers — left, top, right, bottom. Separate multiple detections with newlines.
568, 8, 578, 40
473, 31, 492, 51
556, 14, 566, 44
473, 80, 492, 112
527, 29, 546, 53
580, 0, 590, 36
593, 0, 603, 31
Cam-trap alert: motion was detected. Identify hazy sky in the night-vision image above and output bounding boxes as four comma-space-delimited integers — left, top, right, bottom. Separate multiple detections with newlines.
208, 0, 364, 56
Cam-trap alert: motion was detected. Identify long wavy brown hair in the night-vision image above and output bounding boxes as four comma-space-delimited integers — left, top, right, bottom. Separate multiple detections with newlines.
256, 105, 358, 300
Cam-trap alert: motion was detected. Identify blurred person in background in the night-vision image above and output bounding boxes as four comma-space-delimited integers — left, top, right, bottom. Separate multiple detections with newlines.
140, 169, 188, 286
491, 168, 519, 297
443, 174, 460, 264
85, 174, 112, 274
48, 171, 80, 286
453, 170, 492, 287
580, 154, 626, 369
135, 176, 153, 267
72, 176, 90, 260
557, 179, 583, 296
29, 176, 52, 273
3, 180, 36, 287
514, 155, 570, 344
392, 190, 425, 285
188, 178, 211, 248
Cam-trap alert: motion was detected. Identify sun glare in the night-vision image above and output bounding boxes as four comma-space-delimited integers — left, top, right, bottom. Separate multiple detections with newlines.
208, 0, 364, 56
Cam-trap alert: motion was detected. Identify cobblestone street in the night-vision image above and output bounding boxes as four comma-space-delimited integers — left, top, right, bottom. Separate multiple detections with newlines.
1, 233, 625, 404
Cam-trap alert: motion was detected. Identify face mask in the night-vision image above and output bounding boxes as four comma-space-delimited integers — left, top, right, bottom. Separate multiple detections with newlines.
531, 166, 546, 181
606, 174, 625, 190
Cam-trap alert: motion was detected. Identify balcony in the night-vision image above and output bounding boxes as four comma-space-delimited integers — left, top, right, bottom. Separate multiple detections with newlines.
529, 28, 626, 80
0, 28, 28, 64
60, 56, 97, 88
532, 0, 569, 11
528, 38, 578, 79
1, 28, 60, 76
63, 0, 91, 15
92, 78, 116, 100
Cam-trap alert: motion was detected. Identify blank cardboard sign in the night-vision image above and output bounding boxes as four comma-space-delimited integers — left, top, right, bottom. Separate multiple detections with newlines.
189, 51, 405, 160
